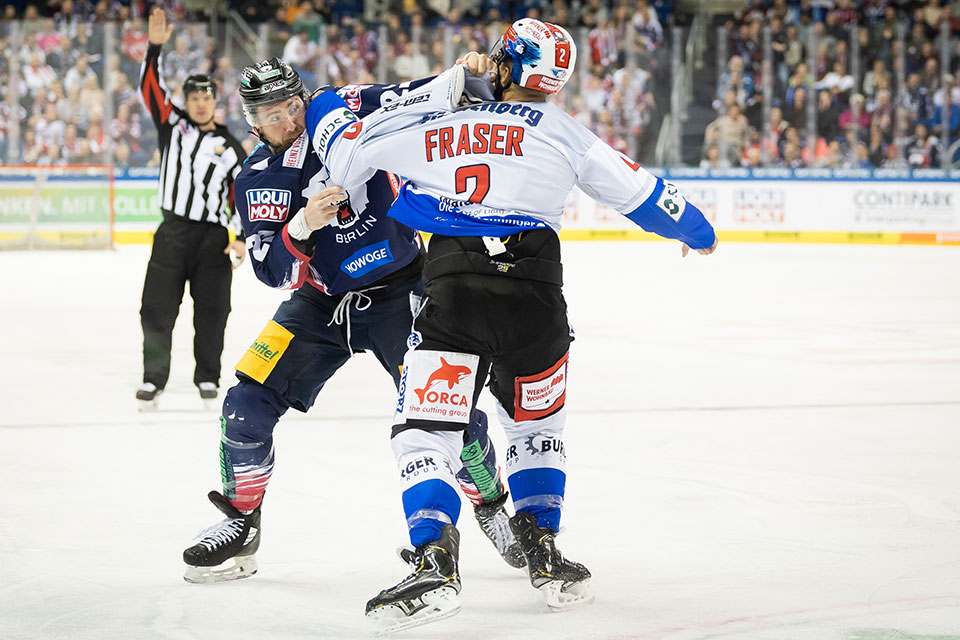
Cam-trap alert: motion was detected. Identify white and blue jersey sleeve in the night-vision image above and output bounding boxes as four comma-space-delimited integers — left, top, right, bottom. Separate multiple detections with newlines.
576, 139, 716, 249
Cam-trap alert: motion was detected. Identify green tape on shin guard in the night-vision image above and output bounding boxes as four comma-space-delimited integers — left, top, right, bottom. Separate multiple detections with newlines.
219, 414, 236, 500
460, 440, 502, 502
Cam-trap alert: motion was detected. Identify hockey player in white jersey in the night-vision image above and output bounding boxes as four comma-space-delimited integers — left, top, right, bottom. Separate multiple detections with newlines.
305, 19, 717, 632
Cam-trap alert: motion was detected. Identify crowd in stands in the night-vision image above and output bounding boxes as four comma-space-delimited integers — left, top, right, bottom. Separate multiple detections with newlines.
0, 0, 674, 168
3, 0, 958, 170
702, 0, 960, 169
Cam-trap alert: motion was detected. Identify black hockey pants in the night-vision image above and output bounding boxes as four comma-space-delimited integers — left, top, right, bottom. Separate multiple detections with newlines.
140, 215, 232, 389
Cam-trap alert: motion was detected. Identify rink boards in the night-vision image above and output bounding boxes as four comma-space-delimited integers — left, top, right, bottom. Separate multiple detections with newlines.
2, 167, 959, 245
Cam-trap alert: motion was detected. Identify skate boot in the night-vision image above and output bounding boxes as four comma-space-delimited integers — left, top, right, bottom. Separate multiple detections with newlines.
366, 525, 462, 633
509, 511, 593, 611
197, 382, 218, 409
182, 491, 261, 583
474, 492, 526, 568
136, 383, 162, 412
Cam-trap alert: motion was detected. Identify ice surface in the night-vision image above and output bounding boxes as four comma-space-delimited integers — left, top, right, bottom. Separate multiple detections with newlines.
1, 242, 958, 640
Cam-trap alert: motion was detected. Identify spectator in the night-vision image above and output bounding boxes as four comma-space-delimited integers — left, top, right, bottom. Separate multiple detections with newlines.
700, 143, 730, 168
783, 23, 804, 75
292, 0, 324, 42
581, 64, 609, 115
64, 53, 96, 93
880, 138, 902, 168
786, 61, 812, 105
109, 102, 142, 155
816, 89, 842, 142
784, 84, 808, 134
861, 58, 889, 100
631, 0, 661, 51
114, 141, 132, 167
79, 74, 104, 118
869, 88, 895, 135
35, 101, 65, 150
742, 144, 762, 168
704, 102, 751, 164
927, 74, 960, 140
23, 51, 57, 98
283, 26, 318, 85
780, 139, 805, 168
845, 141, 871, 169
762, 106, 787, 160
163, 34, 203, 86
62, 123, 82, 162
393, 40, 429, 82
715, 55, 755, 112
867, 124, 887, 167
901, 72, 930, 125
815, 60, 855, 94
839, 93, 871, 135
816, 139, 844, 168
587, 15, 617, 70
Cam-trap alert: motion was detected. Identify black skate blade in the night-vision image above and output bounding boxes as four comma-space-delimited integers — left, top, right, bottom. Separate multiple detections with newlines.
183, 554, 258, 584
540, 578, 594, 612
366, 586, 461, 634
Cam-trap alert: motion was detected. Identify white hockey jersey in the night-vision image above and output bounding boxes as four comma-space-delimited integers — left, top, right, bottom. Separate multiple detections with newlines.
305, 68, 715, 248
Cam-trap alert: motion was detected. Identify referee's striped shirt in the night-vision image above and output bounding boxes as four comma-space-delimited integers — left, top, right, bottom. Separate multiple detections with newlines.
139, 43, 245, 232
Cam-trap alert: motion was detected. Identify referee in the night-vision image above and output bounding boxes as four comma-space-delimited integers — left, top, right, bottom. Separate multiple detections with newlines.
136, 7, 246, 410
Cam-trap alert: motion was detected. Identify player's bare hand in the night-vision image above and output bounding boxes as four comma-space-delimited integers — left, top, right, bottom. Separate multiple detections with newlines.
148, 7, 174, 46
304, 186, 348, 229
224, 239, 246, 270
456, 52, 497, 81
681, 237, 719, 257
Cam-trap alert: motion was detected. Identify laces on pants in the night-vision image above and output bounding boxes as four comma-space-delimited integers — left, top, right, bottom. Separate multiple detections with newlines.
327, 286, 386, 354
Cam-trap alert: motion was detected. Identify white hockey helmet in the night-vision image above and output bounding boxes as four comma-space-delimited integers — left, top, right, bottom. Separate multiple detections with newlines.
489, 19, 577, 94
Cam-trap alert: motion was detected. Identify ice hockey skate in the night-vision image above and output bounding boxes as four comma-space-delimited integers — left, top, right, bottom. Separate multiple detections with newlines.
366, 524, 462, 634
509, 511, 593, 611
182, 491, 261, 584
136, 383, 162, 412
474, 492, 526, 568
197, 382, 218, 410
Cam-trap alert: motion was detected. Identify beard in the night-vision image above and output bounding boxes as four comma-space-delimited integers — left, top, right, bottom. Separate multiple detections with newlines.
262, 124, 306, 153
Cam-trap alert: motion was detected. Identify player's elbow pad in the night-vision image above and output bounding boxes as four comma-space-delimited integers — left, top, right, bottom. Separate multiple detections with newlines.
624, 179, 715, 249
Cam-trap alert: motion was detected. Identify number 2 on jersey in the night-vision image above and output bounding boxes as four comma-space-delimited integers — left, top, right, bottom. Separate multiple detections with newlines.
455, 164, 490, 203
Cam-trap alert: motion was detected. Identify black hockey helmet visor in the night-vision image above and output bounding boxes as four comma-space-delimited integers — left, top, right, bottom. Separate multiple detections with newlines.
240, 58, 308, 127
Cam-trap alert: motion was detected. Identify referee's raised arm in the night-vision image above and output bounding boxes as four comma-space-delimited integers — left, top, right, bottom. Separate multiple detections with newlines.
139, 7, 175, 130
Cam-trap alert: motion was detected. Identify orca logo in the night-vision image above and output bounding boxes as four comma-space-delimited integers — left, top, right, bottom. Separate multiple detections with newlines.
415, 358, 472, 404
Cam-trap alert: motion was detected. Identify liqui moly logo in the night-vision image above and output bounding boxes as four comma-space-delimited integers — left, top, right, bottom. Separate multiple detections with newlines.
247, 189, 291, 222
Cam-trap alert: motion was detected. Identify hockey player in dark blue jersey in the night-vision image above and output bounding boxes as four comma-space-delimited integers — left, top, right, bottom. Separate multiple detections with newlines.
181, 58, 524, 585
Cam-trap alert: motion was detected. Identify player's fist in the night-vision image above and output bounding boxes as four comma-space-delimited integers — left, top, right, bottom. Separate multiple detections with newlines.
681, 237, 719, 257
148, 7, 174, 46
456, 52, 497, 81
303, 186, 348, 230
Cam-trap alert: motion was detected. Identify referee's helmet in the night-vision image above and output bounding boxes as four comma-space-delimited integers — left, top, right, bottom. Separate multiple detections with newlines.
183, 74, 217, 98
239, 58, 307, 127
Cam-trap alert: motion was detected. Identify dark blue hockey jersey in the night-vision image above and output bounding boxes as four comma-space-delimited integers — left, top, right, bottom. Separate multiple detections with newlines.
234, 80, 433, 294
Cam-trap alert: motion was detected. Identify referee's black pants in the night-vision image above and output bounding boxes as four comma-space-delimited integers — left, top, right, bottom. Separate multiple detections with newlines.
140, 216, 233, 390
